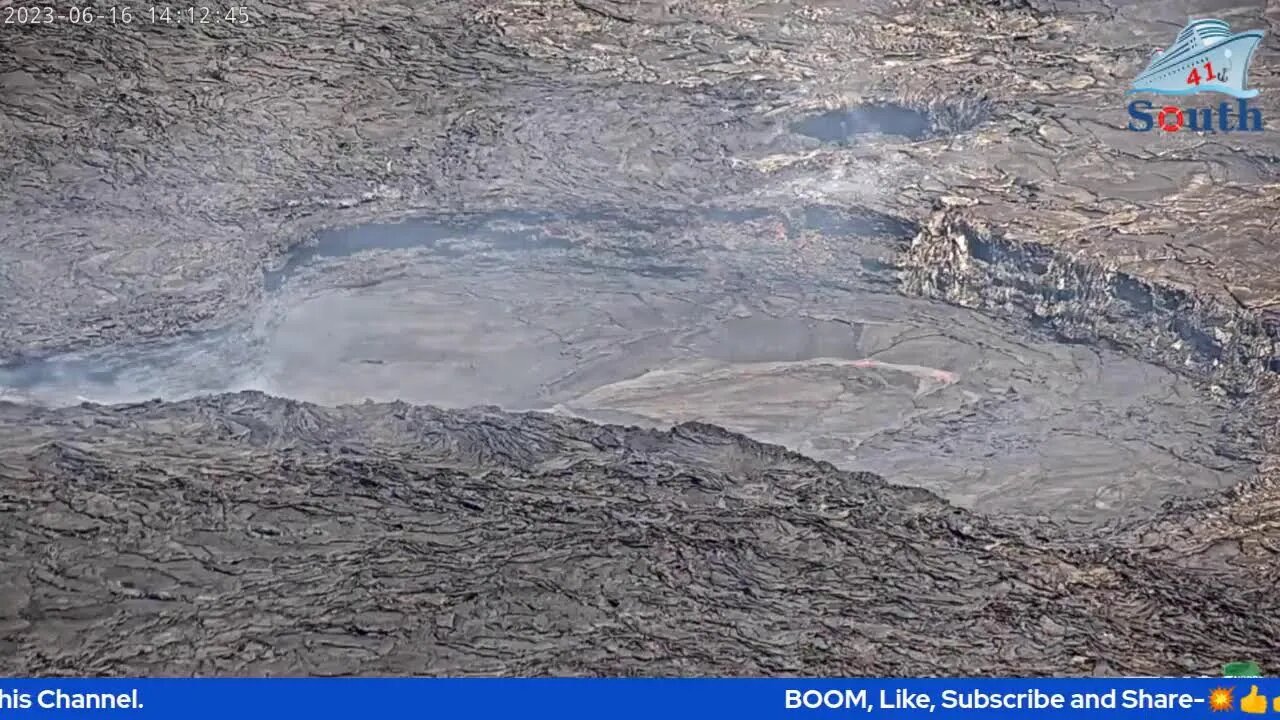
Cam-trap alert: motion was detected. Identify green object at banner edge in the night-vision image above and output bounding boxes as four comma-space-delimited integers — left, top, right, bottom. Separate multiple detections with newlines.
1224, 661, 1263, 677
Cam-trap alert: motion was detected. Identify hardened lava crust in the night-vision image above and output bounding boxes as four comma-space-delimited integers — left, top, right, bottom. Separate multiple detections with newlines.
0, 395, 1275, 676
1, 0, 1279, 675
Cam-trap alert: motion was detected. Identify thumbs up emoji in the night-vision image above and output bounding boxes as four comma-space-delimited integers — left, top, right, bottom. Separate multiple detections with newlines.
1241, 686, 1268, 714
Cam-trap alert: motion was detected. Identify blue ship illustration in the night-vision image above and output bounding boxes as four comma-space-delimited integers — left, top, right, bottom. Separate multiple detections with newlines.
1129, 19, 1264, 99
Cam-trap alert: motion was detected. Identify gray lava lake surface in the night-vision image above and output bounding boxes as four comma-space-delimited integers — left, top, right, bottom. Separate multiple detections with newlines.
0, 208, 1256, 526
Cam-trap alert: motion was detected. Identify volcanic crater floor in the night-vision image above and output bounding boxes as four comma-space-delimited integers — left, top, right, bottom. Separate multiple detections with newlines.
3, 0, 1280, 677
1, 210, 1260, 526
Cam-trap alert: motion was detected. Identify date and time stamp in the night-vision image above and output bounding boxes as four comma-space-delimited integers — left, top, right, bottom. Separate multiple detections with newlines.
3, 5, 253, 26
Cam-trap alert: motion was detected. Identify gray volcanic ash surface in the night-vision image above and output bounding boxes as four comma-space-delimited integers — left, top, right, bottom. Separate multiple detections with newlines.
2, 0, 1280, 676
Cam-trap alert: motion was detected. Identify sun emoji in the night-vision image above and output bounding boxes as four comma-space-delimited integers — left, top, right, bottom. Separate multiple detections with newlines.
1209, 687, 1234, 712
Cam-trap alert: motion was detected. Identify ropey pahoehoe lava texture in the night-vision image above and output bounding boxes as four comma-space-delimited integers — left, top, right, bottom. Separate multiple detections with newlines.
0, 395, 1276, 676
1, 0, 1279, 675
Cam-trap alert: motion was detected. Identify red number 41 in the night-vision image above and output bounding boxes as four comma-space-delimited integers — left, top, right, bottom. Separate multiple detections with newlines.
1187, 61, 1216, 86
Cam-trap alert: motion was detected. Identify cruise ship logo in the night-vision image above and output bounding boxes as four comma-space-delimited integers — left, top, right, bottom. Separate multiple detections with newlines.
1126, 19, 1266, 133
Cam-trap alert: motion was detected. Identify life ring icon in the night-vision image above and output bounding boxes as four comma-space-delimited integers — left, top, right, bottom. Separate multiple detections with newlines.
1157, 106, 1184, 132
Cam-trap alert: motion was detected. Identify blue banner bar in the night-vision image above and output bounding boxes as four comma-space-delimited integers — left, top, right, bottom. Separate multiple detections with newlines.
0, 678, 1276, 719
